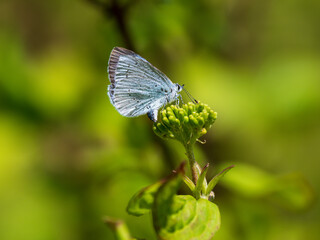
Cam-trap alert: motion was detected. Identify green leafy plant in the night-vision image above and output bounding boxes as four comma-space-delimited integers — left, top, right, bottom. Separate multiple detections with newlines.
109, 102, 234, 240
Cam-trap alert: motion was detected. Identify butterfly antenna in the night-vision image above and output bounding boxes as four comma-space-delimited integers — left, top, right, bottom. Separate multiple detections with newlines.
181, 85, 198, 104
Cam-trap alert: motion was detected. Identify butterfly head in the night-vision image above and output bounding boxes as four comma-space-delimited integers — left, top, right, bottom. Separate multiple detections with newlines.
175, 83, 183, 93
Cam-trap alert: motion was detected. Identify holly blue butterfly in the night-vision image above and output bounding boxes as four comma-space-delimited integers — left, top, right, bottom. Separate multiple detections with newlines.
107, 47, 184, 122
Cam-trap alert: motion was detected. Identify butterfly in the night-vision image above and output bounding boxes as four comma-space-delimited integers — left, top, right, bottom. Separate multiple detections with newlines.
107, 47, 184, 122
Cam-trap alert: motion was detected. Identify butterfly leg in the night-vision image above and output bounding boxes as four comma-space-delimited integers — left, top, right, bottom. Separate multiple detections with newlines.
179, 94, 184, 105
175, 95, 183, 106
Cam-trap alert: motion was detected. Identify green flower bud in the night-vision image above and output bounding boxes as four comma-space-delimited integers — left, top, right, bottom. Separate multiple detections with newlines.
199, 128, 207, 137
156, 123, 167, 133
183, 116, 189, 123
153, 102, 217, 145
196, 103, 205, 112
168, 115, 177, 127
201, 111, 209, 122
153, 126, 162, 136
162, 117, 170, 127
177, 109, 186, 122
161, 110, 167, 119
189, 115, 199, 127
197, 117, 204, 126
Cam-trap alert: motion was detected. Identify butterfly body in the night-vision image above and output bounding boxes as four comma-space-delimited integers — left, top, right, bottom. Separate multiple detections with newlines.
107, 47, 182, 122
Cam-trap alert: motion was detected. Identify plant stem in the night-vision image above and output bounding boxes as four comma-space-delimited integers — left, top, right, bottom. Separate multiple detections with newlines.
104, 217, 132, 240
185, 143, 199, 184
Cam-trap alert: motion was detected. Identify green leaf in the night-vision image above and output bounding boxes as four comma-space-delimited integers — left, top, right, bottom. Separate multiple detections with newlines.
194, 163, 209, 199
206, 165, 234, 195
153, 164, 221, 240
126, 180, 164, 216
154, 195, 221, 240
220, 163, 275, 197
182, 174, 195, 192
221, 163, 315, 210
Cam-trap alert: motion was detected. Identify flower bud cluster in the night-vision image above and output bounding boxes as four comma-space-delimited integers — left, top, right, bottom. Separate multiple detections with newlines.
153, 102, 217, 145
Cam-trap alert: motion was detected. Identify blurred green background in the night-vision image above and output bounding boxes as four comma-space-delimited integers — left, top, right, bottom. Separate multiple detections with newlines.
0, 0, 319, 239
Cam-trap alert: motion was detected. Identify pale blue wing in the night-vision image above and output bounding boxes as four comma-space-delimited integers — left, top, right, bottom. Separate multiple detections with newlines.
108, 47, 176, 119
108, 47, 174, 88
108, 85, 166, 120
